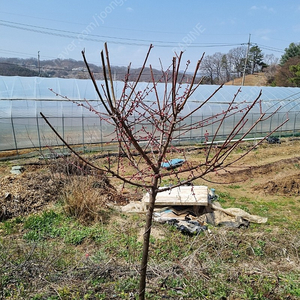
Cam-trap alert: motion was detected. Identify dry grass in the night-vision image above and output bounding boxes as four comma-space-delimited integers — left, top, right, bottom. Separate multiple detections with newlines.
47, 155, 127, 225
62, 175, 121, 225
225, 72, 267, 86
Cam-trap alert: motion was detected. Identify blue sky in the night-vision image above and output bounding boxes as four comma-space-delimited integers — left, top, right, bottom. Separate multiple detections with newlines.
0, 0, 300, 69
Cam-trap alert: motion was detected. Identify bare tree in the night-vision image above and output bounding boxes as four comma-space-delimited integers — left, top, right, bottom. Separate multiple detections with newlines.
227, 46, 247, 77
201, 54, 215, 84
210, 52, 225, 84
221, 54, 232, 83
41, 43, 287, 300
264, 54, 279, 85
201, 52, 226, 84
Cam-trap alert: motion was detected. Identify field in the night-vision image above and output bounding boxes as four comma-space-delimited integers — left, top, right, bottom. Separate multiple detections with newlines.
0, 138, 300, 299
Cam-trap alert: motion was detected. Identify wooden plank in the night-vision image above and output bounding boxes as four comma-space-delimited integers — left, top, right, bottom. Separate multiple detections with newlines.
143, 185, 208, 206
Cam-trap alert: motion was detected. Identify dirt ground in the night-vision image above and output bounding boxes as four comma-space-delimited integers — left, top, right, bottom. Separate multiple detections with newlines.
212, 138, 300, 195
0, 157, 128, 221
1, 138, 300, 300
1, 137, 300, 221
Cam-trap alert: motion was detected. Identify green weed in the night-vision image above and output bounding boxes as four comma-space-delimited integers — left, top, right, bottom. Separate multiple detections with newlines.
115, 276, 139, 296
0, 217, 23, 235
278, 273, 300, 296
217, 191, 236, 204
294, 163, 300, 169
23, 210, 61, 238
228, 184, 241, 189
252, 239, 266, 257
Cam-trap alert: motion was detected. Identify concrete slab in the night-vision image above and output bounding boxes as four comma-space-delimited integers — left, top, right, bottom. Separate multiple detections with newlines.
143, 185, 209, 206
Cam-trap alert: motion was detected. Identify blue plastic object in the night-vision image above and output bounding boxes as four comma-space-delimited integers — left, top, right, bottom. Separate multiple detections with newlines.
161, 158, 185, 170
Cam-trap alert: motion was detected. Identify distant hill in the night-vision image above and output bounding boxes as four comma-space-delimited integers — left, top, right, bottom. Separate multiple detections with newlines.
0, 62, 39, 77
0, 57, 268, 87
0, 57, 198, 83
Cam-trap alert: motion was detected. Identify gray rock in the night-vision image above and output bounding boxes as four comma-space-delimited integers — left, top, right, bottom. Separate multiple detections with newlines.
10, 166, 24, 175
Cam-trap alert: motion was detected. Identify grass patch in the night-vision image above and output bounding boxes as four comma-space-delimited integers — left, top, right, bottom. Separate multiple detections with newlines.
1, 139, 300, 298
1, 206, 300, 299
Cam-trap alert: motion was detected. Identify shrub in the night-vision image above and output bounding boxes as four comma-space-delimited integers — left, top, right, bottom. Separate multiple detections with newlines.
62, 175, 121, 225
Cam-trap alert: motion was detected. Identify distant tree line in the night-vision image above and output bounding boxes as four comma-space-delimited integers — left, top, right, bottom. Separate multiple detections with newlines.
200, 45, 269, 84
1, 42, 300, 87
200, 42, 300, 87
0, 57, 195, 82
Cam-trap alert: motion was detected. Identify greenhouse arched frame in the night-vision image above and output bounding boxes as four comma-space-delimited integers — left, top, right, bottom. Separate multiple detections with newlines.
1, 75, 300, 154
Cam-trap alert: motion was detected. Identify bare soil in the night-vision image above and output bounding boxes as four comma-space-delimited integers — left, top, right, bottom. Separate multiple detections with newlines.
223, 138, 300, 193
0, 163, 63, 220
217, 154, 300, 195
1, 137, 300, 221
0, 158, 129, 221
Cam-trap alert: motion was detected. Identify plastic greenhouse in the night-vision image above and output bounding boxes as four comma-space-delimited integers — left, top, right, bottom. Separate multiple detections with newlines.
1, 75, 300, 153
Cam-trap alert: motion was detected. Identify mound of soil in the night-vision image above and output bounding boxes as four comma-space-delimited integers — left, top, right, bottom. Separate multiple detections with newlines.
214, 154, 300, 196
219, 156, 300, 183
0, 161, 130, 221
262, 173, 300, 195
0, 166, 64, 220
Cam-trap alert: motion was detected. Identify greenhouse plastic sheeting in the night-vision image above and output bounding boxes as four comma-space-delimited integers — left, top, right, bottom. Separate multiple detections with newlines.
1, 75, 300, 152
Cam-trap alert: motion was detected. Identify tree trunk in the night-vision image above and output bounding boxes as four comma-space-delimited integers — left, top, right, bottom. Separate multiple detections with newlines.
139, 185, 158, 300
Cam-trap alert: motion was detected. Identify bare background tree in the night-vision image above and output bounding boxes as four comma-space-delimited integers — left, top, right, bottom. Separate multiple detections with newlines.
42, 43, 287, 299
264, 54, 279, 85
227, 46, 247, 78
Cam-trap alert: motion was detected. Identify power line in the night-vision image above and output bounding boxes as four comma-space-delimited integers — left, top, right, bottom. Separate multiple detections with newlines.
0, 19, 244, 48
0, 12, 255, 37
0, 19, 161, 45
0, 48, 58, 60
256, 44, 284, 53
0, 19, 286, 66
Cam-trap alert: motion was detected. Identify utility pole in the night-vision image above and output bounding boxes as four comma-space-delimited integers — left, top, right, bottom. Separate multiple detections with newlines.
242, 34, 251, 86
38, 51, 41, 76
